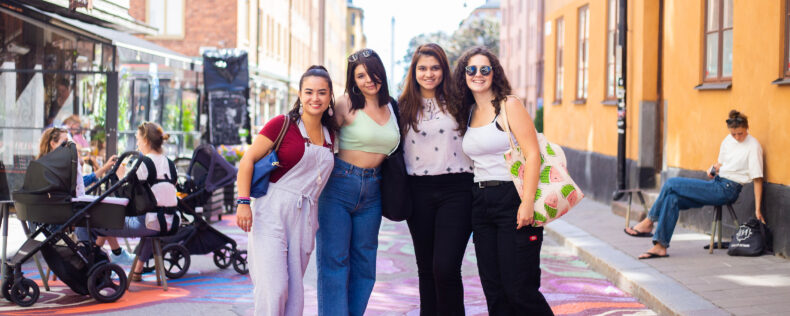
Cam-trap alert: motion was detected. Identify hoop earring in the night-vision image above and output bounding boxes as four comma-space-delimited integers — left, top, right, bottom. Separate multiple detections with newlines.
352, 86, 361, 95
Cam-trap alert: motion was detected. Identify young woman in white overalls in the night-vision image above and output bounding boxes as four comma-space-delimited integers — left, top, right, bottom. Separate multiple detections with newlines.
236, 66, 339, 315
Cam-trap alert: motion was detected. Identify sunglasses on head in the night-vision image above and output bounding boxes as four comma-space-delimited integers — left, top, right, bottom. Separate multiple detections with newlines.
348, 49, 375, 63
465, 65, 492, 77
726, 117, 745, 125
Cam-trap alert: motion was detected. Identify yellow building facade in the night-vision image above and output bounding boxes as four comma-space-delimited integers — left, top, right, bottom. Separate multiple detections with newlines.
543, 0, 790, 256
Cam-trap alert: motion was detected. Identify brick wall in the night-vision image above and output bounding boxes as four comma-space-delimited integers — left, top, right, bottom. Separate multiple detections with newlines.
128, 0, 238, 57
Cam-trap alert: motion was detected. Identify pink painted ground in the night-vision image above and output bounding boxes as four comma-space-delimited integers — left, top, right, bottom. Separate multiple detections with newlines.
2, 214, 654, 315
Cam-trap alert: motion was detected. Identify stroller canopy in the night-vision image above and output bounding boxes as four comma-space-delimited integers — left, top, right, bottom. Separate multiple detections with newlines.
188, 144, 237, 193
16, 142, 77, 196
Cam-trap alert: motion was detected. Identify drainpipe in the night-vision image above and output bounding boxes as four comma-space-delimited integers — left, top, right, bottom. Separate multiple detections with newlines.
656, 0, 664, 177
614, 0, 628, 200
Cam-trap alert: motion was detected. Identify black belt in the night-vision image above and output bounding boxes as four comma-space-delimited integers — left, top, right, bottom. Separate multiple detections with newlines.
477, 180, 510, 188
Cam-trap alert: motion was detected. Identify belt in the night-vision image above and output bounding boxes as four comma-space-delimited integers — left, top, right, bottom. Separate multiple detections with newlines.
477, 180, 510, 188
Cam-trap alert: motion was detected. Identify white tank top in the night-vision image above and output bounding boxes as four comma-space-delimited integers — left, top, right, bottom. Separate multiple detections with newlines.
462, 114, 512, 183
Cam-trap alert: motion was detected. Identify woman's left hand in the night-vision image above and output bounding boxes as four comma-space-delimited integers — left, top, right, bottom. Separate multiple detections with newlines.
517, 202, 535, 229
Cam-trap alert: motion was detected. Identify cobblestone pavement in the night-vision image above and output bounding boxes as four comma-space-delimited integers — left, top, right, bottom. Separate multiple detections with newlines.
1, 214, 654, 315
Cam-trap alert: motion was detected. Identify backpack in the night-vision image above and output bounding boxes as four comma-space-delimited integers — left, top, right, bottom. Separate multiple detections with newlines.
121, 156, 177, 216
728, 218, 772, 256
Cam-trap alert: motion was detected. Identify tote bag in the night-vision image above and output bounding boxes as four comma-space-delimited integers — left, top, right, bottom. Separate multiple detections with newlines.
500, 101, 584, 226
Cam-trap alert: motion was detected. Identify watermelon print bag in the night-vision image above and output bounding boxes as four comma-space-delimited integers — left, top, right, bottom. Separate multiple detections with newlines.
499, 101, 584, 226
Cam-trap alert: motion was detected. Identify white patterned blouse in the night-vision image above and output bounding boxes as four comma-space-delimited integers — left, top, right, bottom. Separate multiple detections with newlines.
403, 98, 474, 176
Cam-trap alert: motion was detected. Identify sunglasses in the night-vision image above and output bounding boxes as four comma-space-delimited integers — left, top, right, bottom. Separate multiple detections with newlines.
726, 117, 745, 125
465, 65, 492, 77
348, 49, 375, 62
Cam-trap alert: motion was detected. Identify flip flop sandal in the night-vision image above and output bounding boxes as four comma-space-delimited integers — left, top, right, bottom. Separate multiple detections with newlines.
624, 227, 654, 238
638, 252, 669, 259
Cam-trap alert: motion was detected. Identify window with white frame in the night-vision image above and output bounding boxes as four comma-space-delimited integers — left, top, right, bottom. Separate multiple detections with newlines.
148, 0, 184, 37
576, 5, 589, 100
555, 17, 564, 103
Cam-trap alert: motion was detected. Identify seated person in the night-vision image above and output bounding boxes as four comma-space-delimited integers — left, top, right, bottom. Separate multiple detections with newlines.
624, 110, 763, 259
73, 122, 179, 280
38, 127, 133, 264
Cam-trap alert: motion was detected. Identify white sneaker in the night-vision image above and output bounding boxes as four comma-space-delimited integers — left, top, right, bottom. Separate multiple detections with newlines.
110, 248, 134, 266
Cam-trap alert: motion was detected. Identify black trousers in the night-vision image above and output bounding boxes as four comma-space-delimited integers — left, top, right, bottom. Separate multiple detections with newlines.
407, 173, 473, 316
471, 183, 554, 316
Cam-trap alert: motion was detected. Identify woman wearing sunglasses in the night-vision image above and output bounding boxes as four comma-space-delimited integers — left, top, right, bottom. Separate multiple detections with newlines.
456, 46, 554, 315
625, 110, 763, 259
398, 43, 474, 315
316, 48, 400, 316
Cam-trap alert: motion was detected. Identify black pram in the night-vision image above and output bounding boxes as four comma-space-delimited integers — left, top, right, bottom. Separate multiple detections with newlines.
3, 143, 146, 306
153, 144, 247, 278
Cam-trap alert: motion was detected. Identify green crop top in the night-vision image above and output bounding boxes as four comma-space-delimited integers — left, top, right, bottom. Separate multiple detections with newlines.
339, 103, 400, 155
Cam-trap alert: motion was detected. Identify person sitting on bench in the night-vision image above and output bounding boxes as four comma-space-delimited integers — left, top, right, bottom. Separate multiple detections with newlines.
624, 110, 764, 259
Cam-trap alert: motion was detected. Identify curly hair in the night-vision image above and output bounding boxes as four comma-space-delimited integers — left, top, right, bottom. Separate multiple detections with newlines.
452, 46, 512, 135
397, 43, 462, 135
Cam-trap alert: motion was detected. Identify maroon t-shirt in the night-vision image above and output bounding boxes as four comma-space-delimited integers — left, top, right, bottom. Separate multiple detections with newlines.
259, 115, 334, 183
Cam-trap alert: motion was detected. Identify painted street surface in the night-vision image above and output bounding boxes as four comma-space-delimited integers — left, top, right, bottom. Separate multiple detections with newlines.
1, 214, 654, 315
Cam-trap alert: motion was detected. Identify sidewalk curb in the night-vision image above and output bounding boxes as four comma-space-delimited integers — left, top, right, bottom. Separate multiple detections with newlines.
544, 219, 730, 316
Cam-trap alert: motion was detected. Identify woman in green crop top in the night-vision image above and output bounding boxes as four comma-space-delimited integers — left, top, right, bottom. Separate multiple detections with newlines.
316, 48, 400, 316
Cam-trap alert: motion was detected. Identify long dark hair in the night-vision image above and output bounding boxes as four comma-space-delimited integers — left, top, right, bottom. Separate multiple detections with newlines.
287, 65, 340, 134
397, 43, 463, 135
452, 46, 512, 135
345, 49, 390, 111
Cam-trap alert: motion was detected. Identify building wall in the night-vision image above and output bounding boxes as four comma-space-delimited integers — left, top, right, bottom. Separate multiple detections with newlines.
543, 0, 790, 257
347, 6, 365, 56
663, 0, 790, 185
500, 0, 544, 117
324, 0, 347, 93
129, 0, 238, 56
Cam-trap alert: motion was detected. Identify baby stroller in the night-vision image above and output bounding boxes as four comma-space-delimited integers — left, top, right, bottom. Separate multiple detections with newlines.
151, 144, 247, 279
3, 143, 144, 307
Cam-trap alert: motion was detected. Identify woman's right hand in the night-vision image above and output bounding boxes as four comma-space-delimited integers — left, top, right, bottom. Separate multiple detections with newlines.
236, 204, 253, 232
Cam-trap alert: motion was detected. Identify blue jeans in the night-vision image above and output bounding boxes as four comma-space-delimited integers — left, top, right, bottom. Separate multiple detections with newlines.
75, 215, 161, 260
649, 176, 742, 247
316, 157, 382, 316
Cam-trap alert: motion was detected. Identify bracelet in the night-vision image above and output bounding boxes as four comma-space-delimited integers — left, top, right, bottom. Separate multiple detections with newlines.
237, 196, 250, 200
236, 198, 251, 205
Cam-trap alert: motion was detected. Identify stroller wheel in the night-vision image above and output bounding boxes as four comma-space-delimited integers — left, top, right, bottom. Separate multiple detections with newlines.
88, 263, 127, 303
10, 278, 39, 307
213, 246, 233, 269
2, 278, 13, 302
232, 250, 248, 275
162, 244, 191, 279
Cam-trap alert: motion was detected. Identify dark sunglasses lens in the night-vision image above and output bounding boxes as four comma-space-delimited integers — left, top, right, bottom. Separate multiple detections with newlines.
465, 66, 477, 76
480, 66, 492, 76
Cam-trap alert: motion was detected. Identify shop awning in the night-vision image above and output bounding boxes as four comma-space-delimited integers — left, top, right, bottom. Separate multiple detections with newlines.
23, 4, 197, 71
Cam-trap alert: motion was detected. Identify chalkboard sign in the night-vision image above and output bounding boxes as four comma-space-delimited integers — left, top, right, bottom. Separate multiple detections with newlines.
208, 91, 247, 145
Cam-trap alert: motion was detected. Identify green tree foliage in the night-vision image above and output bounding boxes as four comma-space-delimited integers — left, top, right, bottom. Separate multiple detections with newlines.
401, 16, 500, 82
534, 106, 543, 133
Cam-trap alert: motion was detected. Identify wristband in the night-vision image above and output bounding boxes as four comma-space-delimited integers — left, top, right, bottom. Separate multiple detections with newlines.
236, 198, 251, 205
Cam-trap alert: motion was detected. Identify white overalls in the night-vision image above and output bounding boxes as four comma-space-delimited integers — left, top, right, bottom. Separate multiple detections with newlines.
248, 121, 334, 316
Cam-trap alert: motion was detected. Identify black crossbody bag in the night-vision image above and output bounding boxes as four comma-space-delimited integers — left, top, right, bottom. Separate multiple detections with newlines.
380, 98, 413, 221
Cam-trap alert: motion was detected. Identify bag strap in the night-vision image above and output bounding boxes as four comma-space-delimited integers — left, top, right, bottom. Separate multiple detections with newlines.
272, 115, 291, 152
141, 156, 157, 184
499, 99, 519, 152
166, 158, 177, 185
